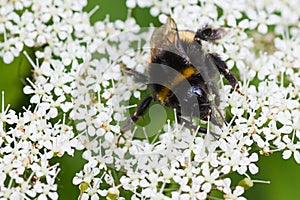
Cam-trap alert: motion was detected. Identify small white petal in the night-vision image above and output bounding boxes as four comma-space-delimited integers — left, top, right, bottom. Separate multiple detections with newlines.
233, 186, 245, 196
3, 51, 14, 64
227, 14, 236, 27
30, 95, 41, 104
294, 151, 300, 164
238, 19, 249, 29
139, 179, 149, 187
249, 163, 259, 174
282, 150, 292, 160
23, 85, 34, 94
126, 0, 136, 8
105, 132, 114, 143
202, 182, 212, 192
258, 23, 268, 34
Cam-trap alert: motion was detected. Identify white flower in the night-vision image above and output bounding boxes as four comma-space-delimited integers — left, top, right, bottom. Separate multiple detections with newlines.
73, 163, 100, 186
282, 134, 300, 163
245, 8, 280, 34
221, 178, 246, 200
201, 163, 220, 192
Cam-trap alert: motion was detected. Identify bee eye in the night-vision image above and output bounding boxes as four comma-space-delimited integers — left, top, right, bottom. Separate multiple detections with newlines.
202, 28, 213, 37
195, 27, 214, 42
196, 26, 225, 42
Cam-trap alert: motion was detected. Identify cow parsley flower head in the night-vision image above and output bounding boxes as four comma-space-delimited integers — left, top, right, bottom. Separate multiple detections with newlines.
1, 0, 300, 199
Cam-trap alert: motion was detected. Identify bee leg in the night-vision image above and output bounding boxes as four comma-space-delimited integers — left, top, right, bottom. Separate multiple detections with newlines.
176, 112, 218, 138
121, 67, 149, 84
209, 112, 223, 128
118, 96, 153, 145
213, 106, 228, 126
210, 54, 244, 95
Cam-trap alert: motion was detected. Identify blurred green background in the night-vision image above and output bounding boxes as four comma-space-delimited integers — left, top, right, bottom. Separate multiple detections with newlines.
1, 0, 300, 199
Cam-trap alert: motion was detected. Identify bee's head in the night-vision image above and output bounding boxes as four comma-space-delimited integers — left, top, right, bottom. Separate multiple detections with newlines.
195, 26, 226, 43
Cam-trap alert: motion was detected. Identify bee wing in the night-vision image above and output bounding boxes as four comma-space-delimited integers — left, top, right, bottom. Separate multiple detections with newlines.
150, 17, 190, 61
186, 41, 226, 126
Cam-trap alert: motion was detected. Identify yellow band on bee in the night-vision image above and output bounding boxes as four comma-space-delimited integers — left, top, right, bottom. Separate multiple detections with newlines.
157, 66, 197, 103
178, 31, 194, 43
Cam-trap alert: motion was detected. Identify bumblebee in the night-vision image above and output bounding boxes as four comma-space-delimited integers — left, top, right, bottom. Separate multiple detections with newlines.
122, 17, 242, 135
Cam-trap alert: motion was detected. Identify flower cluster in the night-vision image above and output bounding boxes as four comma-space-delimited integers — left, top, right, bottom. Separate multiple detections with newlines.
0, 0, 299, 199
